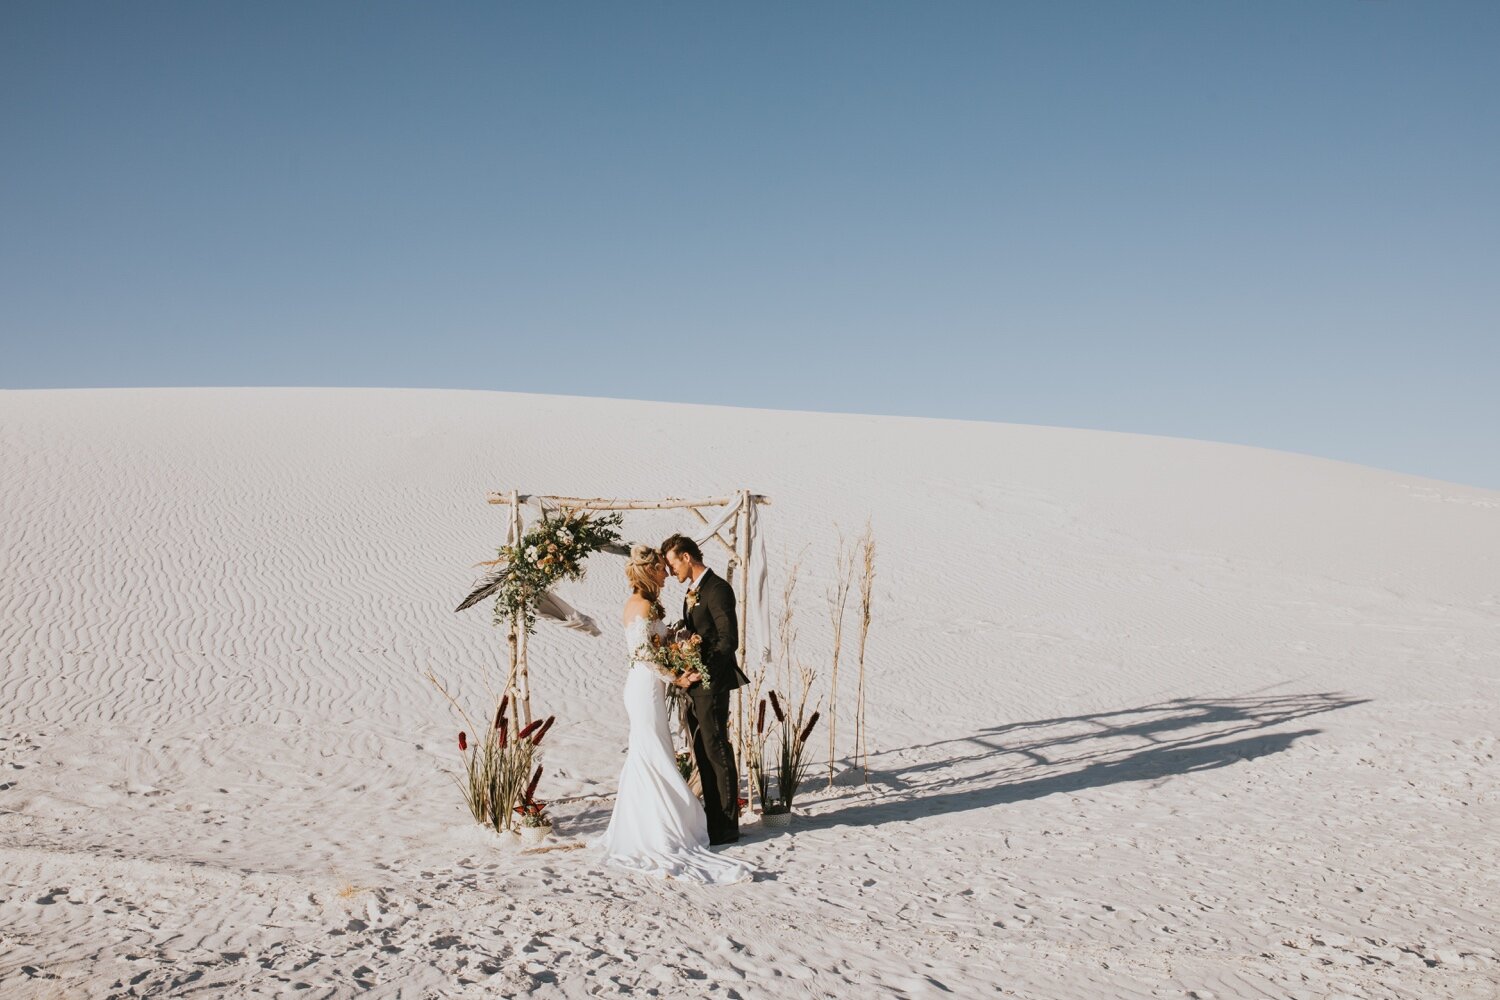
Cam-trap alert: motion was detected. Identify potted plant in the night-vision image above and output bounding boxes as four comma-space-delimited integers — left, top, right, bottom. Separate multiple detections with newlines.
515, 765, 551, 846
752, 690, 819, 827
450, 695, 557, 835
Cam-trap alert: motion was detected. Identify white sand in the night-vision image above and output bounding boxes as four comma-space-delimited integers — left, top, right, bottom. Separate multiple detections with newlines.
1, 387, 1496, 999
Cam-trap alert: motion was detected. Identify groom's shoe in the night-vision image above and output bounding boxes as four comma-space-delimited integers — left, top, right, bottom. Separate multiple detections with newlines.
710, 834, 739, 846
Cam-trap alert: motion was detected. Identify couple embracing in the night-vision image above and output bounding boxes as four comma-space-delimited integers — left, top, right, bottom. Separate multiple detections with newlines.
595, 534, 754, 884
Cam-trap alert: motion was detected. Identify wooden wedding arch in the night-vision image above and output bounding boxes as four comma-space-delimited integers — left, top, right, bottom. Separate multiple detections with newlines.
486, 489, 772, 732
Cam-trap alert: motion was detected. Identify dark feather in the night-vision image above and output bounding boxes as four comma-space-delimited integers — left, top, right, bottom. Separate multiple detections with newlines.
454, 566, 507, 612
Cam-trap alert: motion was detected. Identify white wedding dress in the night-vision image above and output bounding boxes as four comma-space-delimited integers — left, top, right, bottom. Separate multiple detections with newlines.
595, 616, 753, 884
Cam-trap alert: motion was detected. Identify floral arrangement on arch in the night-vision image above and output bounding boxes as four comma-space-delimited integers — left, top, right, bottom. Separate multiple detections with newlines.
493, 509, 624, 634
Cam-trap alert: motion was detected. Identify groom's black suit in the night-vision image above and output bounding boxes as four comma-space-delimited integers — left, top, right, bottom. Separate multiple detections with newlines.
677, 568, 750, 843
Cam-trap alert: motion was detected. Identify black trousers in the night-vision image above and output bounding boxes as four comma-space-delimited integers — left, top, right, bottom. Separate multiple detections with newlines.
684, 683, 739, 840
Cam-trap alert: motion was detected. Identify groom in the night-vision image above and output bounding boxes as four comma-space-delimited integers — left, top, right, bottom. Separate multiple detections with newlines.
661, 533, 751, 844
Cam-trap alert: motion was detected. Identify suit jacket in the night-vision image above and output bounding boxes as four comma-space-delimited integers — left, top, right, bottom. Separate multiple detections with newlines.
678, 568, 750, 691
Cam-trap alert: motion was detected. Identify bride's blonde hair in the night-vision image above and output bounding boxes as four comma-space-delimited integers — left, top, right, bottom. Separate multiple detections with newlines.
625, 543, 664, 603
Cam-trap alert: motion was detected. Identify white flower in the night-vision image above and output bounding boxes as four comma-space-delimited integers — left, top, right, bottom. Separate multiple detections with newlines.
525, 545, 540, 562
557, 529, 573, 546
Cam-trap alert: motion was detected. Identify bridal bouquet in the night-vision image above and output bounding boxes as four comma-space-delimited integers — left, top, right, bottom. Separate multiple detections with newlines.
645, 630, 710, 689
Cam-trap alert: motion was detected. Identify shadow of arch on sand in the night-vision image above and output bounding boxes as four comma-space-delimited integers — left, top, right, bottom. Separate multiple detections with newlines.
792, 691, 1368, 830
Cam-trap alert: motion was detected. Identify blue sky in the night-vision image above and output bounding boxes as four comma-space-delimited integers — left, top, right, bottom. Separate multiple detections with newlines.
3, 2, 1497, 488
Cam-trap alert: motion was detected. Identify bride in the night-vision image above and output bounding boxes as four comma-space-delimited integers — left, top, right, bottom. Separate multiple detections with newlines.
595, 544, 753, 884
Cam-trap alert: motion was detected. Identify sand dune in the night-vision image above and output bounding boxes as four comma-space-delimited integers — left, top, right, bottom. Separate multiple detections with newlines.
2, 387, 1497, 998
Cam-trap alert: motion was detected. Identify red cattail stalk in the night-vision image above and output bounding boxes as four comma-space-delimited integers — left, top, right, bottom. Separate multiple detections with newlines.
495, 695, 509, 730
498, 717, 508, 748
458, 731, 467, 751
756, 699, 767, 735
517, 720, 541, 741
532, 715, 557, 745
524, 765, 543, 803
768, 690, 785, 723
799, 711, 821, 745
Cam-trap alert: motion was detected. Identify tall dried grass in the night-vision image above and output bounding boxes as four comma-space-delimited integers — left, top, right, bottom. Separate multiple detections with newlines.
826, 531, 855, 786
855, 523, 876, 782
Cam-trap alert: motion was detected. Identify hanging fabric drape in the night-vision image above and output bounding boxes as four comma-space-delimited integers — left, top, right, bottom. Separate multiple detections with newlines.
687, 492, 771, 672
535, 590, 601, 636
741, 494, 771, 670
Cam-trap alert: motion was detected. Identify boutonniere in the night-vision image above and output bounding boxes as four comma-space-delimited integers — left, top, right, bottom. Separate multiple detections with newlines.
685, 590, 700, 611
